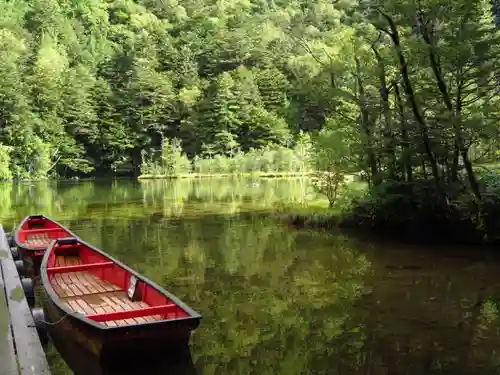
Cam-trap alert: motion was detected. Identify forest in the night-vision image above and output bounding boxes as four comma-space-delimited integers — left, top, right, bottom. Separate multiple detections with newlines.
1, 0, 500, 240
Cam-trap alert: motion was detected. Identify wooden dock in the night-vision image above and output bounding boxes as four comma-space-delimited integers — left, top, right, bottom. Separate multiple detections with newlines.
0, 224, 50, 375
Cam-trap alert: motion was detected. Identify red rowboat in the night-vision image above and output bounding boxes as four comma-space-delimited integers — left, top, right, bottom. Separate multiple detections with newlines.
14, 215, 76, 276
40, 237, 201, 365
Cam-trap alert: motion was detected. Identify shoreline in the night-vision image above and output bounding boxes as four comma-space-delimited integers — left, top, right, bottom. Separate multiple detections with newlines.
0, 173, 315, 183
270, 201, 500, 248
4, 173, 495, 248
137, 172, 315, 179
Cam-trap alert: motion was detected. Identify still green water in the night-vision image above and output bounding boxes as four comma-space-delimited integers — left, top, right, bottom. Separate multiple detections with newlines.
2, 178, 500, 374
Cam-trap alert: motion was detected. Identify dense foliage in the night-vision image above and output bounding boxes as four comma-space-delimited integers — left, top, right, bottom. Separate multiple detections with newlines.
0, 0, 347, 179
300, 0, 500, 241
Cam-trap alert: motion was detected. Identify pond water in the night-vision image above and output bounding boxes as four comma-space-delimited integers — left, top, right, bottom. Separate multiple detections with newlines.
2, 178, 500, 374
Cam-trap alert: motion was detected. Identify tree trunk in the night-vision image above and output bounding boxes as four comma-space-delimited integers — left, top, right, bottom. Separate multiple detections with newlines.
355, 57, 380, 185
379, 11, 443, 193
417, 13, 481, 201
421, 159, 428, 179
450, 148, 459, 181
393, 78, 412, 182
372, 44, 396, 180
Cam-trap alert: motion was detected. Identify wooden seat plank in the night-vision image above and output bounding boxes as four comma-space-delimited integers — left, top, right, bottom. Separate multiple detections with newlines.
115, 297, 151, 323
61, 291, 163, 325
81, 294, 137, 325
90, 295, 124, 327
101, 294, 141, 324
124, 298, 161, 322
99, 303, 119, 327
136, 301, 162, 322
88, 302, 113, 326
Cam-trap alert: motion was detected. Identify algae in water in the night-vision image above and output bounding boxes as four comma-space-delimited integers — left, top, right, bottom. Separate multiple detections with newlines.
9, 286, 24, 302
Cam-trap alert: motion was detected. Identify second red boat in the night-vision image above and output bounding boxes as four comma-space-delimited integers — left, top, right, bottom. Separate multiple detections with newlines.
14, 214, 77, 276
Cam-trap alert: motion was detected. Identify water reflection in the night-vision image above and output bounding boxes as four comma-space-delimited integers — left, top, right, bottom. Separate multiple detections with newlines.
2, 180, 500, 374
0, 178, 318, 226
70, 216, 370, 375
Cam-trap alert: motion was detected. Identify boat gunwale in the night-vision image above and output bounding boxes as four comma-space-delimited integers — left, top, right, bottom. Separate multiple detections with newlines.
40, 236, 202, 331
14, 214, 78, 253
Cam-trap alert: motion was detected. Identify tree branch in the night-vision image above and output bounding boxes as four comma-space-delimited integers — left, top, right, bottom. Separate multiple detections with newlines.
46, 155, 62, 172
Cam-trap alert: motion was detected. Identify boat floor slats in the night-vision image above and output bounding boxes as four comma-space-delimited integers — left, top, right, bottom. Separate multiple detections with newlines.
56, 256, 81, 267
52, 256, 161, 326
24, 233, 52, 248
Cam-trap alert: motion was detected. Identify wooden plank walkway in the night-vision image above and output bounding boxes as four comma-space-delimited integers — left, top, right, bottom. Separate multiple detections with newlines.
0, 248, 18, 375
0, 225, 50, 375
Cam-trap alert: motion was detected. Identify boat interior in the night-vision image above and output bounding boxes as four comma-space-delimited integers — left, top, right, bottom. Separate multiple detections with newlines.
17, 216, 72, 249
45, 239, 189, 327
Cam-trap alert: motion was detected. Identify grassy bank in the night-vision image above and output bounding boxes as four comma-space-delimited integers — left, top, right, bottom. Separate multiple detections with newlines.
271, 180, 368, 229
274, 201, 342, 229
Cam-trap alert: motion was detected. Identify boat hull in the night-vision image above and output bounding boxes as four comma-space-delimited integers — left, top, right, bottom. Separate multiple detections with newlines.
18, 251, 43, 277
46, 295, 197, 374
44, 296, 198, 365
